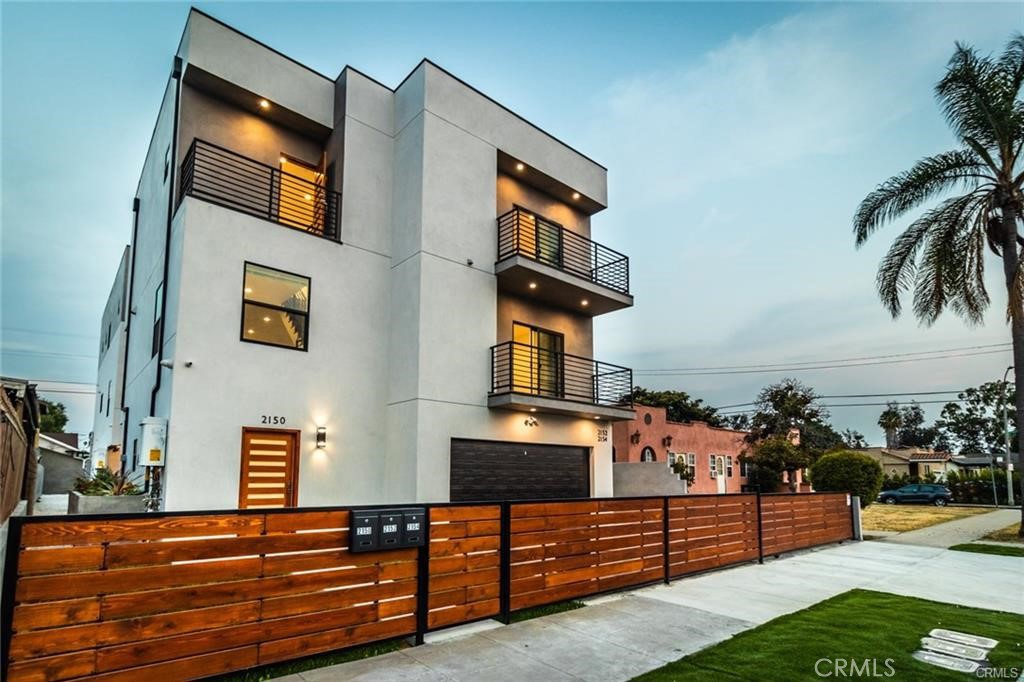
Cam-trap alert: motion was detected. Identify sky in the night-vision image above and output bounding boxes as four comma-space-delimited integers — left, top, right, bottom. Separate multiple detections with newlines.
1, 1, 1021, 441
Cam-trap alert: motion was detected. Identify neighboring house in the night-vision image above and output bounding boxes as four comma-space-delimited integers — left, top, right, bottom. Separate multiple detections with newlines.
109, 9, 634, 511
612, 406, 750, 494
39, 433, 87, 494
858, 447, 958, 481
952, 452, 1020, 473
91, 246, 130, 474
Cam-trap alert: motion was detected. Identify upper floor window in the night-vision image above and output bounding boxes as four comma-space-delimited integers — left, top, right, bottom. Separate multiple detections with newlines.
242, 263, 310, 351
151, 283, 163, 358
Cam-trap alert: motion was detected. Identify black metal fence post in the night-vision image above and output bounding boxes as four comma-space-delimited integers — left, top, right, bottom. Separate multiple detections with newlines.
414, 506, 431, 646
499, 501, 511, 624
755, 487, 764, 564
1, 516, 24, 682
662, 496, 670, 584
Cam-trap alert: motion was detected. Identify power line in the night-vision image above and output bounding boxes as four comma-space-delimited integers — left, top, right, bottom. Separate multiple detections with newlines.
2, 349, 97, 360
713, 389, 966, 410
2, 326, 97, 340
718, 398, 968, 416
635, 348, 1010, 377
635, 342, 1010, 374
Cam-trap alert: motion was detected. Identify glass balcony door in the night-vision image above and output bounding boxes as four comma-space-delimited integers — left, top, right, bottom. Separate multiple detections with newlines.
512, 322, 564, 397
515, 209, 563, 268
278, 155, 326, 233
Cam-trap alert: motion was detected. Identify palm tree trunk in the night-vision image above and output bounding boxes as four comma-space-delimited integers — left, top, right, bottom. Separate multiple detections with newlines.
999, 206, 1024, 535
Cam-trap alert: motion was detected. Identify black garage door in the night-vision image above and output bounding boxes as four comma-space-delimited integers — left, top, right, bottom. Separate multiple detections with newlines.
450, 439, 590, 502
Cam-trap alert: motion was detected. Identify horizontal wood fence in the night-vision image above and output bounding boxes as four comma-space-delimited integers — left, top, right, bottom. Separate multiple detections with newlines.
1, 492, 853, 682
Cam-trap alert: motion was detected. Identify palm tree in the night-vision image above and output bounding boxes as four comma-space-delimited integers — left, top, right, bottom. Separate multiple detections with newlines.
877, 403, 904, 450
854, 34, 1024, 535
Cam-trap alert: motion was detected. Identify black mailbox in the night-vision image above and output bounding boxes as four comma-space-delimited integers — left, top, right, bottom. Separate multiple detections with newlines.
350, 510, 379, 553
401, 509, 425, 546
378, 510, 403, 549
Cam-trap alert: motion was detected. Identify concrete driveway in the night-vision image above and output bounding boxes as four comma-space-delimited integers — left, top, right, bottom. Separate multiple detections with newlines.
282, 541, 1023, 682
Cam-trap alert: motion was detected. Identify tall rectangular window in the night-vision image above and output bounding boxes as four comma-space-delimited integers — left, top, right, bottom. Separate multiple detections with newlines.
106, 380, 112, 417
726, 456, 734, 477
241, 263, 310, 350
152, 283, 164, 358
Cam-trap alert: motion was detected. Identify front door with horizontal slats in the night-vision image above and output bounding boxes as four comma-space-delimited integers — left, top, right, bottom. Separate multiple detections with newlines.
239, 428, 299, 509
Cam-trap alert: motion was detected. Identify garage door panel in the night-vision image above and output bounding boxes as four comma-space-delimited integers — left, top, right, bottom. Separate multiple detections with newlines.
450, 439, 589, 502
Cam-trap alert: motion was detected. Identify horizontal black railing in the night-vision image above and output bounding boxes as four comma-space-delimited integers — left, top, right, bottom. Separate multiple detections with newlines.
490, 341, 633, 408
497, 208, 629, 295
180, 139, 341, 242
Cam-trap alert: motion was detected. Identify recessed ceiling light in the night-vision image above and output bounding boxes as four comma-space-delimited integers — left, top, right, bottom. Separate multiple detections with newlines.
581, 299, 589, 306
572, 192, 580, 200
593, 416, 601, 420
528, 282, 537, 290
263, 316, 271, 322
515, 163, 525, 171
247, 329, 255, 334
259, 99, 270, 110
529, 408, 537, 412
279, 156, 287, 164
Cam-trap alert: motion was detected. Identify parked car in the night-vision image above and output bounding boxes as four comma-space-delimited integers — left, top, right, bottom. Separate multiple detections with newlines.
878, 484, 953, 506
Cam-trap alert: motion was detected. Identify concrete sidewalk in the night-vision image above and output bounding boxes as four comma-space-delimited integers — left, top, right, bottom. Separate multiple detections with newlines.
877, 508, 1018, 548
283, 541, 1024, 682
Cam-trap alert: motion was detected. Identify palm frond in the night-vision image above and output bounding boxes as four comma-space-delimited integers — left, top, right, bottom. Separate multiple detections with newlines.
936, 42, 1005, 153
854, 150, 991, 246
907, 192, 990, 325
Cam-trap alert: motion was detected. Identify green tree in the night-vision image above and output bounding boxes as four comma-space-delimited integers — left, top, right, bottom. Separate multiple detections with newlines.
878, 403, 903, 449
936, 380, 1019, 453
630, 387, 722, 426
809, 451, 883, 508
841, 429, 868, 449
746, 379, 843, 460
742, 437, 807, 492
38, 400, 68, 433
897, 402, 942, 449
853, 35, 1024, 535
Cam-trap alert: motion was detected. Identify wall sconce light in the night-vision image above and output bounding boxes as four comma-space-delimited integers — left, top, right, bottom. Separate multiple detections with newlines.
630, 430, 641, 445
662, 435, 673, 447
524, 416, 538, 427
316, 427, 327, 449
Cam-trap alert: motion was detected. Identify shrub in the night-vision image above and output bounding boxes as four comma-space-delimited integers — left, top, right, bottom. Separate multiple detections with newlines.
809, 450, 882, 507
74, 467, 142, 496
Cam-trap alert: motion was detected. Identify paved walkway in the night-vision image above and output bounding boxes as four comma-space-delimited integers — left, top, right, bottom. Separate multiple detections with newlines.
282, 541, 1024, 682
877, 508, 1018, 548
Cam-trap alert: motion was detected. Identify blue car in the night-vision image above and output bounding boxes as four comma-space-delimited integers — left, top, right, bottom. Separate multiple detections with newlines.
877, 484, 953, 506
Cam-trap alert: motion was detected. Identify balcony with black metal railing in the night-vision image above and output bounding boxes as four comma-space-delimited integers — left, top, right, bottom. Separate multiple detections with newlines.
179, 139, 341, 242
488, 341, 634, 420
495, 208, 632, 315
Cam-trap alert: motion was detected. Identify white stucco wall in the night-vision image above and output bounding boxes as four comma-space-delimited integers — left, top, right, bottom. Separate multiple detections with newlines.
163, 199, 391, 510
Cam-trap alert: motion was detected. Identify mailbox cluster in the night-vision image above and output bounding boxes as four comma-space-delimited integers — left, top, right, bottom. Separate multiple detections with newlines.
350, 508, 426, 552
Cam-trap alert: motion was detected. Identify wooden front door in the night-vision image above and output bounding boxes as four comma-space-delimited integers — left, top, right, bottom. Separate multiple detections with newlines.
239, 428, 299, 509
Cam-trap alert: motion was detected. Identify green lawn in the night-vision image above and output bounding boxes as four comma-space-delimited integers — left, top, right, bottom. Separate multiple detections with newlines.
950, 542, 1024, 558
632, 590, 1024, 682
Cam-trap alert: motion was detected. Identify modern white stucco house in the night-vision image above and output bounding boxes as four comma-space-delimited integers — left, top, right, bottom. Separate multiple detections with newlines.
111, 8, 635, 511
90, 245, 129, 474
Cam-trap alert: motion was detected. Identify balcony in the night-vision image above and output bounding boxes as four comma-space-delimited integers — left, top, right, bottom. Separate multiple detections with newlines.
496, 208, 633, 315
488, 341, 634, 420
179, 139, 341, 242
